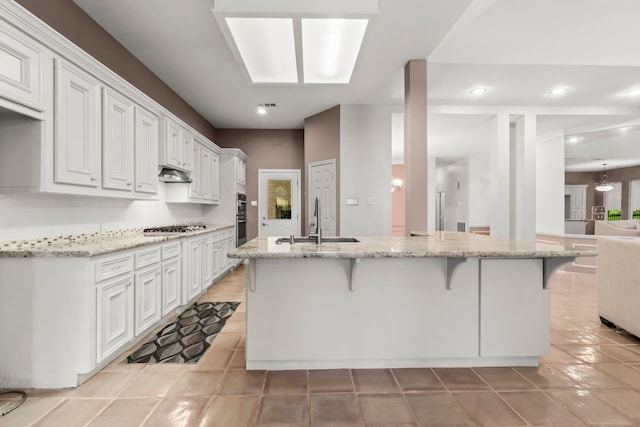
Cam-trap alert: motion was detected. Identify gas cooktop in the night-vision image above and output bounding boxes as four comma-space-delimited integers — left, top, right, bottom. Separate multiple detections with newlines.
143, 224, 207, 235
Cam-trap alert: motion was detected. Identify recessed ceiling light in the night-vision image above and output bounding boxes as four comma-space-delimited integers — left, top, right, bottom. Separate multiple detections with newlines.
548, 86, 570, 96
469, 87, 487, 96
257, 106, 267, 115
625, 88, 640, 96
566, 136, 583, 144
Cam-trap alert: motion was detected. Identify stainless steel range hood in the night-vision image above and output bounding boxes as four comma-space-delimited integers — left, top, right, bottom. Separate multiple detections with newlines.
158, 167, 192, 183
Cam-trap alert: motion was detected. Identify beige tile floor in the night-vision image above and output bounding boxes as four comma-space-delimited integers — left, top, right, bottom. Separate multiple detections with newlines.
3, 267, 640, 426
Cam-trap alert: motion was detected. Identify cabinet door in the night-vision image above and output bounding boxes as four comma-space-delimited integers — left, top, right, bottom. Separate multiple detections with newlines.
182, 131, 194, 172
134, 265, 162, 336
164, 119, 183, 169
212, 152, 220, 202
54, 59, 101, 187
134, 106, 159, 194
237, 158, 246, 185
220, 239, 229, 272
162, 258, 181, 316
190, 143, 202, 199
212, 242, 221, 279
186, 238, 202, 301
201, 148, 212, 201
97, 275, 134, 363
202, 235, 214, 289
0, 25, 44, 111
227, 239, 234, 269
102, 87, 134, 191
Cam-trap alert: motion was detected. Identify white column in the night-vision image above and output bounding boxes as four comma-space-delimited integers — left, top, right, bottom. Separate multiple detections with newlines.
427, 156, 437, 230
489, 113, 510, 238
536, 133, 565, 234
512, 114, 537, 241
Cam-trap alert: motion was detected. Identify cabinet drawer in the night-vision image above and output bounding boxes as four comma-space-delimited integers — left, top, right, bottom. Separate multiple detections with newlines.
162, 242, 181, 260
135, 247, 161, 269
96, 253, 134, 282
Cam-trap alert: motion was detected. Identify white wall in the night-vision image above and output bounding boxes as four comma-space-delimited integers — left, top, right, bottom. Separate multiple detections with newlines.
340, 105, 401, 236
536, 133, 565, 234
468, 152, 491, 227
435, 162, 469, 231
0, 185, 208, 241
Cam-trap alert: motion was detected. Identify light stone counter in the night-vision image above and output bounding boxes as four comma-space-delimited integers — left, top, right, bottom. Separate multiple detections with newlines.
0, 224, 234, 258
229, 231, 597, 260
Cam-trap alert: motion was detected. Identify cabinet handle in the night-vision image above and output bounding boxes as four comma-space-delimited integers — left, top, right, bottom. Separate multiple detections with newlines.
127, 182, 132, 186
90, 177, 97, 181
138, 184, 142, 188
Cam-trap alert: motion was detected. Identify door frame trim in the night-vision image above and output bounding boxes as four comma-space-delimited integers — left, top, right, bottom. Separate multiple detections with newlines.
258, 169, 301, 237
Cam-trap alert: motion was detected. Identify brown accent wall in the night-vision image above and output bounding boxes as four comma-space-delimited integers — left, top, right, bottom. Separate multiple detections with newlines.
303, 105, 341, 235
216, 129, 305, 241
16, 0, 216, 140
566, 165, 640, 218
392, 164, 406, 236
565, 171, 600, 217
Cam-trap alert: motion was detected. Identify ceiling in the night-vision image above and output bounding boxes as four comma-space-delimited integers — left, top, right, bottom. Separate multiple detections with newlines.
73, 0, 640, 171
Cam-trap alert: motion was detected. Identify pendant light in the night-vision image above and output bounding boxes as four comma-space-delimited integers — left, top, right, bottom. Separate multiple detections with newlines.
595, 163, 614, 192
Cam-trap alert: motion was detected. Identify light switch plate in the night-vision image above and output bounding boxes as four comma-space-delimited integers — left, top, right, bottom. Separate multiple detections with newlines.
251, 200, 257, 207
346, 198, 359, 206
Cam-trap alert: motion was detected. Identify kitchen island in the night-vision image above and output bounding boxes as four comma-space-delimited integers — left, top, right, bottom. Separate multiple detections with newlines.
228, 232, 597, 370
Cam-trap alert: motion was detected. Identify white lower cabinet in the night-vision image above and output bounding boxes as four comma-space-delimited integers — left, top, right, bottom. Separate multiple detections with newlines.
185, 237, 203, 301
202, 234, 214, 289
212, 239, 221, 279
134, 265, 162, 336
97, 274, 134, 364
162, 258, 181, 316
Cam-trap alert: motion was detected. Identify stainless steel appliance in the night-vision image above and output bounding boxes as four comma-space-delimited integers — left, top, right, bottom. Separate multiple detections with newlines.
236, 193, 247, 246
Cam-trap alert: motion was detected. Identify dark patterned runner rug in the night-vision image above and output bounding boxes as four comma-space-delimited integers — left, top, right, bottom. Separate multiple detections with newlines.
127, 301, 240, 364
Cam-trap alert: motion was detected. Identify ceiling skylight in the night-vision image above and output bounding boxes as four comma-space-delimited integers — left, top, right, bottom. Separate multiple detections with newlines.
301, 19, 368, 84
225, 17, 298, 83
213, 0, 377, 85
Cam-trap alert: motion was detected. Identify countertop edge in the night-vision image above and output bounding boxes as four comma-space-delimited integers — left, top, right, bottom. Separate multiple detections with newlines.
0, 224, 235, 258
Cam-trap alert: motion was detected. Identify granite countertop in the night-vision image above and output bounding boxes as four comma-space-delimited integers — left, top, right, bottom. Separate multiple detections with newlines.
0, 224, 234, 258
229, 231, 598, 259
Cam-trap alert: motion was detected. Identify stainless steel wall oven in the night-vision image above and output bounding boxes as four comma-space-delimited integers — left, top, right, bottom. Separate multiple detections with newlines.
236, 193, 247, 246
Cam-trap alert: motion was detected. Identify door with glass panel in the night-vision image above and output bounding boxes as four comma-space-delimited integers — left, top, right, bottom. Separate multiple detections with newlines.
258, 169, 301, 237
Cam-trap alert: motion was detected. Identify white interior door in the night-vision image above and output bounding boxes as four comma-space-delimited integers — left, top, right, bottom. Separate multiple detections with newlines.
308, 159, 336, 237
259, 169, 301, 237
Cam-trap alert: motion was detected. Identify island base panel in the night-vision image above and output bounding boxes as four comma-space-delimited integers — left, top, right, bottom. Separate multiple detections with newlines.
245, 257, 550, 369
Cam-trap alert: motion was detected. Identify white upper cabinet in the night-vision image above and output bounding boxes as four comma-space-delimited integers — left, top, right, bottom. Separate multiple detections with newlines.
159, 117, 194, 173
190, 142, 202, 199
102, 87, 134, 191
201, 146, 213, 201
236, 156, 246, 194
134, 106, 159, 194
212, 151, 220, 202
0, 24, 45, 112
54, 58, 101, 188
182, 131, 194, 172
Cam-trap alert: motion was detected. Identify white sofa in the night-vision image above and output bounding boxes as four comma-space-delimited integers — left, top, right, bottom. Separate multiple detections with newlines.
594, 220, 640, 237
597, 237, 640, 337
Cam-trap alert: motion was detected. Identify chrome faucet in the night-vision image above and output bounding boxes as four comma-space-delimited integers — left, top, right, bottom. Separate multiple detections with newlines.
309, 194, 322, 244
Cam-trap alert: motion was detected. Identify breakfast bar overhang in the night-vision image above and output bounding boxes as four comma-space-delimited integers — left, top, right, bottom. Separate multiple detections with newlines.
228, 232, 597, 370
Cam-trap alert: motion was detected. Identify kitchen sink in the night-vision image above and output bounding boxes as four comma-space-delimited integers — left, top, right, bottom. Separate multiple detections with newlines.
275, 236, 360, 244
